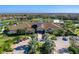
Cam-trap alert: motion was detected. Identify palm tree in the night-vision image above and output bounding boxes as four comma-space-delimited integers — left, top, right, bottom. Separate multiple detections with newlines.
28, 36, 43, 54
64, 20, 75, 36
43, 33, 56, 41
28, 37, 37, 54
40, 38, 55, 54
40, 33, 55, 54
28, 33, 55, 54
49, 35, 57, 40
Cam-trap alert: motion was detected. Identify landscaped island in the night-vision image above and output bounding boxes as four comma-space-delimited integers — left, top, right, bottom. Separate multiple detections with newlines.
0, 13, 79, 54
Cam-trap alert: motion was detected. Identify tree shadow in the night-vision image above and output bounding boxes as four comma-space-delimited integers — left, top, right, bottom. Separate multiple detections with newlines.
58, 48, 69, 54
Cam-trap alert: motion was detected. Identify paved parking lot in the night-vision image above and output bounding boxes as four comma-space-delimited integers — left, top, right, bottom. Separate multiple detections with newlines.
54, 37, 70, 54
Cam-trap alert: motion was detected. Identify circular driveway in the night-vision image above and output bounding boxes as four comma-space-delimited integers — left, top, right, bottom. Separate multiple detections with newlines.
54, 37, 70, 54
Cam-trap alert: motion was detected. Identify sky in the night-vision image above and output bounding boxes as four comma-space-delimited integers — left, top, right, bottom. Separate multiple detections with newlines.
0, 5, 79, 13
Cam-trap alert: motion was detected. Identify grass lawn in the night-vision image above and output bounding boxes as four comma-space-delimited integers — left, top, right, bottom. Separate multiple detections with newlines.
1, 19, 15, 23
0, 33, 31, 43
0, 34, 13, 42
0, 19, 16, 26
0, 39, 5, 46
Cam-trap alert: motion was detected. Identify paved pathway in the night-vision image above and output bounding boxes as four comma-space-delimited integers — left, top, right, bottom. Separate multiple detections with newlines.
11, 40, 30, 54
54, 37, 70, 54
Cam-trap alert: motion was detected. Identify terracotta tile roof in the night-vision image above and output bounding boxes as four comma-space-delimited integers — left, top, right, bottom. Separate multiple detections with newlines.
9, 22, 63, 31
41, 23, 63, 29
9, 22, 32, 30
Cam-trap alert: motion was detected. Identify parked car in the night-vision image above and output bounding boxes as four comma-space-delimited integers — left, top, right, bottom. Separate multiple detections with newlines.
62, 37, 68, 41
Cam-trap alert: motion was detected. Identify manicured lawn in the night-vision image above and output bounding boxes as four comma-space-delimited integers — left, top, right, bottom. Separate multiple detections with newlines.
0, 19, 16, 26
1, 20, 15, 23
0, 39, 5, 46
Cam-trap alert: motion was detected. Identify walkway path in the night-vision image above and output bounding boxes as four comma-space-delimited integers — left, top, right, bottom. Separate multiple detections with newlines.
11, 40, 30, 54
54, 37, 70, 54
